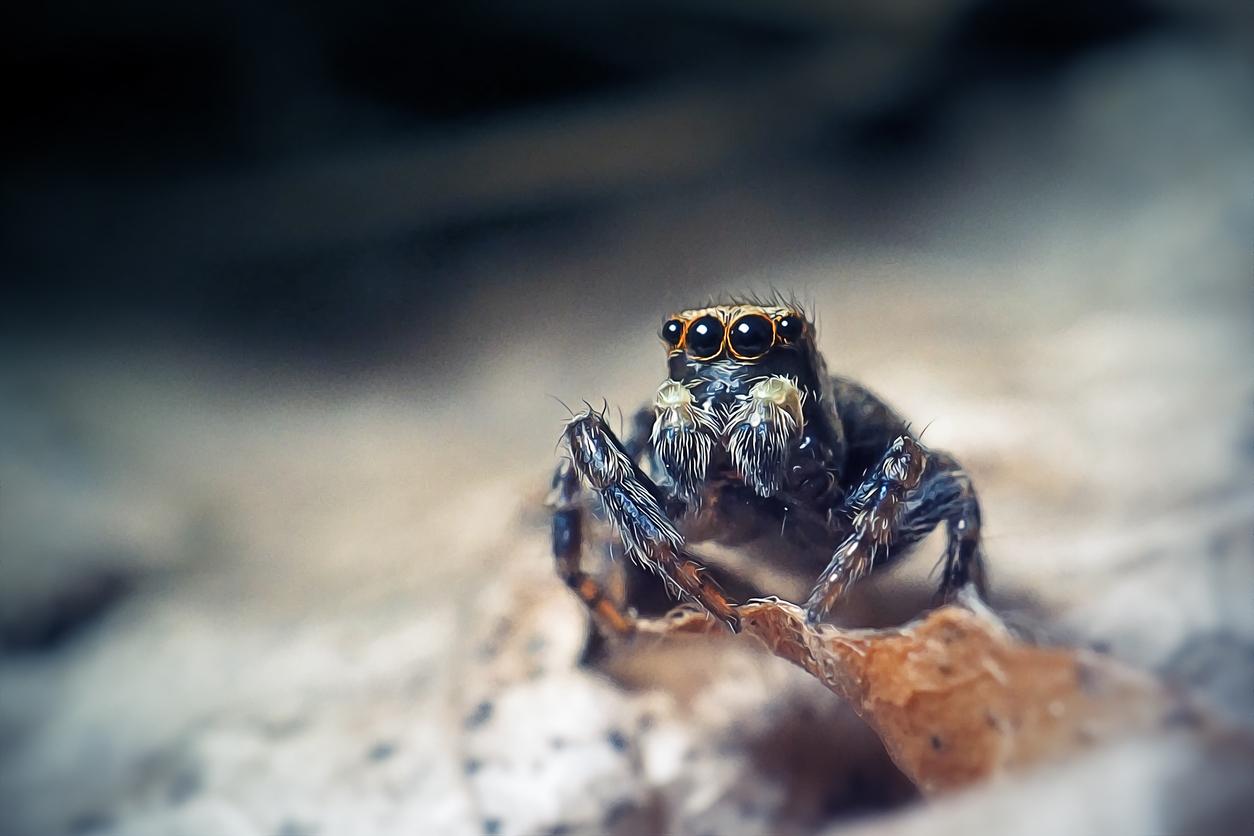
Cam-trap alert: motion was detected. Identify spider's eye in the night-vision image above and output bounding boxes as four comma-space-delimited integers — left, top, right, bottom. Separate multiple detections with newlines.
661, 318, 684, 346
686, 315, 725, 359
728, 314, 774, 359
776, 315, 803, 341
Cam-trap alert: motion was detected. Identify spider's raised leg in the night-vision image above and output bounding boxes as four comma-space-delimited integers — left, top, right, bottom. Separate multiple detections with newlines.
548, 459, 638, 637
548, 405, 679, 639
562, 410, 740, 630
804, 435, 986, 624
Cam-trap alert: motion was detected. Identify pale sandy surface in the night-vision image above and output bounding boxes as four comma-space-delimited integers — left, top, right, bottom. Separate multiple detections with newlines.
2, 39, 1253, 836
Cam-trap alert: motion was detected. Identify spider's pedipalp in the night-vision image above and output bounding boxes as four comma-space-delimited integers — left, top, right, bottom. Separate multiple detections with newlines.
651, 379, 720, 503
724, 375, 806, 498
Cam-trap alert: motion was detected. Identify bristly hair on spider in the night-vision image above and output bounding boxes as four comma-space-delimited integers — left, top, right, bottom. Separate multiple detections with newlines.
547, 298, 987, 636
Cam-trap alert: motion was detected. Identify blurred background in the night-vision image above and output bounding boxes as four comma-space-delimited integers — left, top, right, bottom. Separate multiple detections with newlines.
2, 2, 1252, 834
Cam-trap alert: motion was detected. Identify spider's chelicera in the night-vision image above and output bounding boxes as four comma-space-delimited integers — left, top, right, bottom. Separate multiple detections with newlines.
548, 300, 986, 635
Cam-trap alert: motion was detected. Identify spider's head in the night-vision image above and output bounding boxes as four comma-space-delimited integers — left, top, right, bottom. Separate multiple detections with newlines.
659, 303, 815, 383
654, 302, 829, 499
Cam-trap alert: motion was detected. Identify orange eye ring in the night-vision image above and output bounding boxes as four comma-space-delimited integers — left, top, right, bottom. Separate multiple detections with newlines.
685, 314, 726, 360
660, 317, 686, 348
727, 313, 776, 361
776, 314, 804, 341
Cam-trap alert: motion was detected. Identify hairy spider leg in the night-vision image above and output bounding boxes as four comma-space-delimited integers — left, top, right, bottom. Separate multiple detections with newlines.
929, 450, 987, 600
804, 435, 986, 624
561, 411, 741, 630
548, 459, 638, 637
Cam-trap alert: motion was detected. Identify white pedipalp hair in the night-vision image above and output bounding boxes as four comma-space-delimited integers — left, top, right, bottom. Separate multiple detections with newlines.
724, 375, 807, 498
651, 378, 720, 503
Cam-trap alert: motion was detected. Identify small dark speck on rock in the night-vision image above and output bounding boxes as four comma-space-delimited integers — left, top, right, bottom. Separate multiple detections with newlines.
1162, 704, 1204, 730
465, 701, 494, 729
1075, 660, 1102, 695
275, 821, 317, 836
930, 735, 944, 751
167, 767, 202, 804
464, 758, 483, 775
483, 818, 502, 835
604, 802, 635, 826
260, 715, 308, 739
368, 741, 396, 762
69, 813, 114, 834
606, 729, 629, 752
937, 623, 965, 644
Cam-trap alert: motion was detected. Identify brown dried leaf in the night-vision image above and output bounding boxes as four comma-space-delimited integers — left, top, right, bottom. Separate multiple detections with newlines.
638, 594, 1191, 793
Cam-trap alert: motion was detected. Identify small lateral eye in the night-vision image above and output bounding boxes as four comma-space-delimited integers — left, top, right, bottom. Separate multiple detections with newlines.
686, 315, 725, 359
728, 314, 774, 359
776, 315, 803, 341
661, 318, 684, 346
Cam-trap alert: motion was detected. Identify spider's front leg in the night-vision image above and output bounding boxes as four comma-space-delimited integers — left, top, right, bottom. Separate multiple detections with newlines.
547, 404, 656, 638
548, 458, 638, 638
561, 410, 740, 630
804, 435, 986, 624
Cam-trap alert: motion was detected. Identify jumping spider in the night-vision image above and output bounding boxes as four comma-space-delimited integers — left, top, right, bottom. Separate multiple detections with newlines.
548, 300, 986, 636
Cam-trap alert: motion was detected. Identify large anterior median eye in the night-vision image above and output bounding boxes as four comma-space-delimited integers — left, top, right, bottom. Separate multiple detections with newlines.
728, 314, 775, 359
660, 318, 684, 346
686, 315, 725, 359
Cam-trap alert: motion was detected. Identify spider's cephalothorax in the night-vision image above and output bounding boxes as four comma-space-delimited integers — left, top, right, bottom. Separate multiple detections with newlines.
653, 304, 839, 504
548, 300, 986, 635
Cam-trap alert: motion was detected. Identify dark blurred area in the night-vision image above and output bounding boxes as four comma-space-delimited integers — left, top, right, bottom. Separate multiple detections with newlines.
4, 0, 1246, 362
